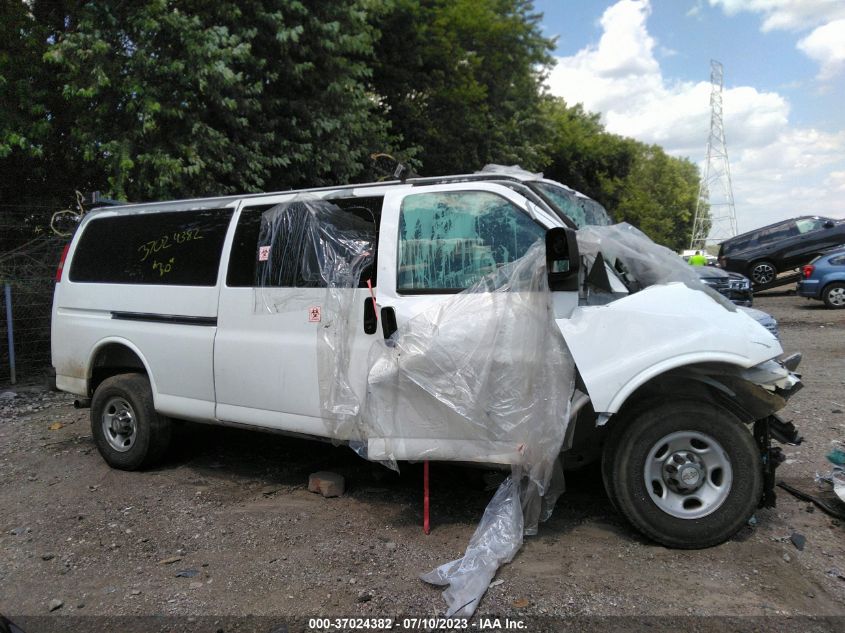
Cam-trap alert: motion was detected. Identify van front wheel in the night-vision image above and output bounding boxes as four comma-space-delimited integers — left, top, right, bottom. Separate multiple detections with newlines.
91, 373, 171, 470
603, 401, 761, 549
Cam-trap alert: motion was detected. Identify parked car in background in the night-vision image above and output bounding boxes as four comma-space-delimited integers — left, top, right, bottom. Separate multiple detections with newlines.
693, 266, 753, 306
718, 216, 845, 286
796, 248, 845, 309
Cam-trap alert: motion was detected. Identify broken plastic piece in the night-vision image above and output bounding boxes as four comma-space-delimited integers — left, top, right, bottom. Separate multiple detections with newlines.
420, 476, 524, 617
777, 481, 845, 520
577, 223, 736, 311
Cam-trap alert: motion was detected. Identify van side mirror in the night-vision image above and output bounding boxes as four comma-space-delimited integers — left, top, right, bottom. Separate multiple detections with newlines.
824, 220, 835, 229
546, 227, 579, 290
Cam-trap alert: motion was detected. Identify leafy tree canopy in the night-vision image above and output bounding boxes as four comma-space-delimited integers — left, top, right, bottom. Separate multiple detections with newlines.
0, 0, 704, 249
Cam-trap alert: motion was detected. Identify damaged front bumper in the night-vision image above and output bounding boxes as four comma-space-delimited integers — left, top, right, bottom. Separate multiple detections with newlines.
740, 355, 802, 400
742, 354, 804, 509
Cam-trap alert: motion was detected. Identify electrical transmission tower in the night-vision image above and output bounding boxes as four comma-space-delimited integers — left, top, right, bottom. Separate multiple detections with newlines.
690, 60, 737, 250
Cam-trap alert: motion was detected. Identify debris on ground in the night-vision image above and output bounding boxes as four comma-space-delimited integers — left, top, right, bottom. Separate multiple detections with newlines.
778, 482, 845, 521
47, 599, 63, 612
158, 556, 183, 565
308, 471, 345, 498
175, 569, 199, 578
790, 532, 806, 551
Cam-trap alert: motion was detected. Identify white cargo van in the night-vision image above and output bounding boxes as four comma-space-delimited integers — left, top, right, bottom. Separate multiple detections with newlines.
51, 179, 802, 548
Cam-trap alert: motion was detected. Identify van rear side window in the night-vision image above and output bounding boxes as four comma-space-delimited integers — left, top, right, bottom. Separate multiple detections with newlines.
69, 209, 233, 285
227, 197, 381, 288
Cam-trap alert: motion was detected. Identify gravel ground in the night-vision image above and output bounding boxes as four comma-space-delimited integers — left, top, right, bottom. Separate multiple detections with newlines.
0, 292, 843, 632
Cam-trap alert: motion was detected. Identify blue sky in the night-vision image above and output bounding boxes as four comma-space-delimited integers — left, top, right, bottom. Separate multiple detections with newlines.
535, 0, 845, 233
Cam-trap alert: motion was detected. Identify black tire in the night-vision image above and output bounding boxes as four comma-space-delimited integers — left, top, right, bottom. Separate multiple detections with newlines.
601, 398, 657, 515
748, 260, 777, 286
91, 373, 171, 471
822, 282, 845, 309
600, 441, 620, 513
604, 401, 761, 549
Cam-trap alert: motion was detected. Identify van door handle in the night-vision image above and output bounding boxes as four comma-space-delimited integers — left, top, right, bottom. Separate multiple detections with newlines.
380, 306, 398, 341
363, 297, 377, 335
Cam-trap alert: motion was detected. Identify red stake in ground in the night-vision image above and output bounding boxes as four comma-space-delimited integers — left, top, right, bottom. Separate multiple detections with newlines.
423, 460, 430, 535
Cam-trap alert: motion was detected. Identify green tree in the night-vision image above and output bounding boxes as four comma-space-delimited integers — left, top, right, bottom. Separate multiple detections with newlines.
540, 98, 638, 213
614, 144, 701, 251
2, 0, 394, 203
370, 0, 554, 176
539, 97, 702, 248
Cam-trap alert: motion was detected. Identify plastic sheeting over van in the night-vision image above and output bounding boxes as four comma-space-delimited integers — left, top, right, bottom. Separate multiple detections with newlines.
578, 222, 736, 310
255, 197, 376, 436
253, 196, 574, 616
366, 242, 573, 615
251, 199, 754, 616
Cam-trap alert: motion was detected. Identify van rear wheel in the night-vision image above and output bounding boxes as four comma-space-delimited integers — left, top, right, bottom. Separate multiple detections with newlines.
91, 373, 171, 470
603, 401, 761, 549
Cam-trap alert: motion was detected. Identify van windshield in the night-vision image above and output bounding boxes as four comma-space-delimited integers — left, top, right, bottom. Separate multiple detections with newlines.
531, 182, 612, 228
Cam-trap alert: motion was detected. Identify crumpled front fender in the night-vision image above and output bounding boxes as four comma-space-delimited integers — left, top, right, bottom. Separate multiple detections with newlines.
557, 283, 784, 414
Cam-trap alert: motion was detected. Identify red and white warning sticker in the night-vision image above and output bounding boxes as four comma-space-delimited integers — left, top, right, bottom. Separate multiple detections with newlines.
258, 245, 270, 261
308, 306, 321, 323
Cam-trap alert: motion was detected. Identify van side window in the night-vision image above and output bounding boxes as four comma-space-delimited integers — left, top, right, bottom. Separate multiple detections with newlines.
397, 191, 544, 292
69, 209, 233, 285
227, 197, 381, 288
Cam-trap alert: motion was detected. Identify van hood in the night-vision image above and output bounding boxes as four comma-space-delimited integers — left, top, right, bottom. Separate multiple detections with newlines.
557, 282, 782, 413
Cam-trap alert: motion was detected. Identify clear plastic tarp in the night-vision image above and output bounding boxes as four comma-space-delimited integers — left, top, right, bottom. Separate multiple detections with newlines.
577, 222, 737, 311
255, 201, 746, 616
363, 242, 573, 615
255, 200, 574, 616
254, 196, 376, 434
478, 163, 543, 180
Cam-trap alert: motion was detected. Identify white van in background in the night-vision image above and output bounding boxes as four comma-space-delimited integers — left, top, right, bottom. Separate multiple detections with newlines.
52, 178, 802, 548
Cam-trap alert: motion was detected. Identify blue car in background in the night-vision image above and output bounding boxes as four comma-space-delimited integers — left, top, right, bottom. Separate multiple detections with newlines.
796, 248, 845, 309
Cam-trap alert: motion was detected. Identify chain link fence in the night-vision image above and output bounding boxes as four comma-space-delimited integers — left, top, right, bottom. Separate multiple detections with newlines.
0, 206, 71, 385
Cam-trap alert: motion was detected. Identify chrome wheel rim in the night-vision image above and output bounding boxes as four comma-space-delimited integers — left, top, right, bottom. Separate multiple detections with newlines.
827, 286, 845, 307
101, 397, 137, 452
751, 263, 775, 285
644, 430, 733, 519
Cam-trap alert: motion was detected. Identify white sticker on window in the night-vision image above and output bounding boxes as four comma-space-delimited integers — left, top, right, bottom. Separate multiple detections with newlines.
308, 306, 321, 323
258, 245, 270, 261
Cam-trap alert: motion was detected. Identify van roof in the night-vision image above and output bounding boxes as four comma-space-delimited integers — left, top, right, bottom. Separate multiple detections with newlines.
87, 169, 594, 215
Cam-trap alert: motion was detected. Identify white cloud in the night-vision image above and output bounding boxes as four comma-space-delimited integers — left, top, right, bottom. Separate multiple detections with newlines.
709, 0, 845, 80
708, 0, 845, 32
797, 19, 845, 80
686, 1, 704, 19
546, 0, 845, 233
826, 171, 845, 193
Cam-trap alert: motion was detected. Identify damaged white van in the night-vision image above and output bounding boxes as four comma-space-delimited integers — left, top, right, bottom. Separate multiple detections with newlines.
51, 179, 802, 549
